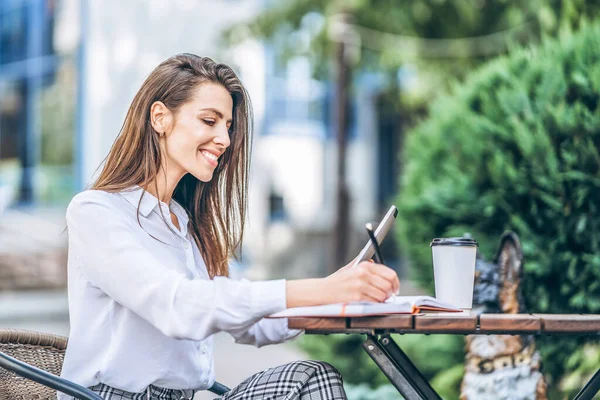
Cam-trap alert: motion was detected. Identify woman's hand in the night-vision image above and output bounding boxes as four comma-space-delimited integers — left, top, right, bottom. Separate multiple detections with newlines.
323, 261, 400, 303
286, 260, 400, 308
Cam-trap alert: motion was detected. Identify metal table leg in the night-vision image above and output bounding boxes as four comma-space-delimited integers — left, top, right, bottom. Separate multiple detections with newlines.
363, 335, 442, 400
379, 334, 442, 400
573, 368, 600, 400
363, 336, 425, 399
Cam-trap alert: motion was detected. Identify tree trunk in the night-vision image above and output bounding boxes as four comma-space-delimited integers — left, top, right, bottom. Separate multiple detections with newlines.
332, 16, 352, 273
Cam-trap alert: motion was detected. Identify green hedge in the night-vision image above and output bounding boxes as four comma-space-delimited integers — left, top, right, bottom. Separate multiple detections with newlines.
395, 20, 600, 395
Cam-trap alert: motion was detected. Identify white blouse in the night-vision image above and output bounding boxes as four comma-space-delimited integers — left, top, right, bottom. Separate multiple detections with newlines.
58, 187, 301, 398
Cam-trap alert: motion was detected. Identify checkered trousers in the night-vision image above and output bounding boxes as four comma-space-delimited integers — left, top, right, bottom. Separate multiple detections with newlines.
88, 360, 347, 400
88, 383, 193, 400
218, 360, 347, 400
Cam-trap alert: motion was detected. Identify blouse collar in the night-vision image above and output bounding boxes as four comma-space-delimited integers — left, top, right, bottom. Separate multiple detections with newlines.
119, 186, 190, 231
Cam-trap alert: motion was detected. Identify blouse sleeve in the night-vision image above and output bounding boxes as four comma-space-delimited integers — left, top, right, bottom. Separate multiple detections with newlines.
66, 191, 287, 341
228, 317, 303, 347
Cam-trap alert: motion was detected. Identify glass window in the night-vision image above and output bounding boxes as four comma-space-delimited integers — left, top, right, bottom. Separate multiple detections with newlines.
0, 79, 25, 196
38, 62, 77, 204
0, 5, 27, 65
0, 0, 79, 206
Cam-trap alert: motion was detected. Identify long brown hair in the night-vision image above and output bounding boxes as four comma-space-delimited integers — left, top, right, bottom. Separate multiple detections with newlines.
92, 54, 252, 278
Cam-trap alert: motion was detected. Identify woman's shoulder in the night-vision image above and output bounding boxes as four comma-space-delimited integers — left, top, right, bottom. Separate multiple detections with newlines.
67, 189, 123, 217
69, 189, 118, 204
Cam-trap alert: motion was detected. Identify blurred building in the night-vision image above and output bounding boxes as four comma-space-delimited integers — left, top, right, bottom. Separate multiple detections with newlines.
0, 0, 76, 207
0, 0, 402, 283
0, 0, 75, 291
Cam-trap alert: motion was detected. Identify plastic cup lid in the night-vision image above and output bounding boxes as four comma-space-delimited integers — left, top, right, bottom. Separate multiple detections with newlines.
430, 237, 478, 247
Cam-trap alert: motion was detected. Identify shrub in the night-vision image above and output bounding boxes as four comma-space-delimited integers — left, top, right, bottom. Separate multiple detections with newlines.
396, 20, 600, 394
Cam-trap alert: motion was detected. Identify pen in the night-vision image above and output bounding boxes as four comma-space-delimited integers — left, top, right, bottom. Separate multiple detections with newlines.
365, 223, 396, 302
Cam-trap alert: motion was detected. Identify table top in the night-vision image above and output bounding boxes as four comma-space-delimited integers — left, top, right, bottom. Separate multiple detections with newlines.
287, 313, 600, 335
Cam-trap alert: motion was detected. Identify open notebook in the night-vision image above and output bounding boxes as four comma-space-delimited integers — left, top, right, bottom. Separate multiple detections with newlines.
268, 296, 461, 318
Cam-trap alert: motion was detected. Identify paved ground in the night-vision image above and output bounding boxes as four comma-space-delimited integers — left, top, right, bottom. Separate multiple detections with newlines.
0, 289, 307, 400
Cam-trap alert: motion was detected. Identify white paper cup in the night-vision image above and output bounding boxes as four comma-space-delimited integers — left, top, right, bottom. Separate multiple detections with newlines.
430, 237, 478, 309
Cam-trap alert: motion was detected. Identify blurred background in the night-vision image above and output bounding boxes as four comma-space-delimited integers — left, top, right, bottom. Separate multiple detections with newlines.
1, 0, 599, 399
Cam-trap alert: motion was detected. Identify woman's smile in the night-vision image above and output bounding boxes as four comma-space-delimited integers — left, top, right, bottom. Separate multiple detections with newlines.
199, 149, 219, 167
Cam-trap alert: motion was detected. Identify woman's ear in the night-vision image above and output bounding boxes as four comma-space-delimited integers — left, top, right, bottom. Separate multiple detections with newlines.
150, 101, 172, 136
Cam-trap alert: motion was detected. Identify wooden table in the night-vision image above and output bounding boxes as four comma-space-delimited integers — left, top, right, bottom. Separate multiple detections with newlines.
288, 313, 600, 400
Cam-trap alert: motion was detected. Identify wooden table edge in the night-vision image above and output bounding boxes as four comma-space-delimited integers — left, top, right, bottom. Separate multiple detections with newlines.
479, 313, 542, 332
286, 314, 600, 335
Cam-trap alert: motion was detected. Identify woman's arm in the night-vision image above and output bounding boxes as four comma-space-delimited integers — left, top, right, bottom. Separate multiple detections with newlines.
67, 192, 285, 342
67, 191, 399, 343
227, 261, 399, 347
228, 318, 302, 347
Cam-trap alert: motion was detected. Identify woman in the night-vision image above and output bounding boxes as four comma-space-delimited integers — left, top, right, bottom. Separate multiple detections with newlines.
59, 54, 400, 400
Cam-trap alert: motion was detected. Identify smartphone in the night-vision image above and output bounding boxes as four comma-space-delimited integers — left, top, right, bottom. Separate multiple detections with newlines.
351, 205, 398, 268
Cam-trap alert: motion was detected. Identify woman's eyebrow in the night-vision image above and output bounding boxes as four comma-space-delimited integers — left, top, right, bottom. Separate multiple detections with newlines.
200, 107, 233, 123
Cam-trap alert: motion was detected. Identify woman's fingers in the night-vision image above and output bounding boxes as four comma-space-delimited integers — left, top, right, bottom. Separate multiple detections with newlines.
367, 273, 395, 298
350, 261, 399, 302
374, 263, 400, 293
324, 260, 401, 304
359, 282, 388, 302
362, 261, 400, 295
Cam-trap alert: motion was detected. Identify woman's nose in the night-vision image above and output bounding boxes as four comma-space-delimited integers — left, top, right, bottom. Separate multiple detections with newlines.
213, 125, 231, 148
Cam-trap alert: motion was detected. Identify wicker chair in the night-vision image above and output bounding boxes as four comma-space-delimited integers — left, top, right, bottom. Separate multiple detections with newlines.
0, 329, 229, 399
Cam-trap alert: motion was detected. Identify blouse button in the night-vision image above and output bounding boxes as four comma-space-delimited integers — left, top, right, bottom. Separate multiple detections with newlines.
183, 242, 190, 249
